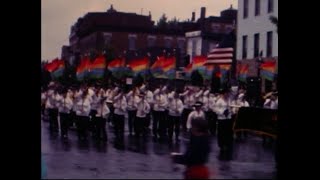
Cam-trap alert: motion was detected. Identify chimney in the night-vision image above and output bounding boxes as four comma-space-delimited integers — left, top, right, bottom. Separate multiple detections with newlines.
191, 12, 195, 21
200, 7, 206, 19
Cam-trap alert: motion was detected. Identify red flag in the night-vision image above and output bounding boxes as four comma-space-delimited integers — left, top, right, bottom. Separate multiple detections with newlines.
44, 58, 60, 72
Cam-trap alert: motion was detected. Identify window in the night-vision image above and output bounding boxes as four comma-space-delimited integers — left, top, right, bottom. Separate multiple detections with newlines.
243, 0, 248, 19
254, 33, 260, 57
267, 31, 273, 57
225, 25, 233, 34
103, 33, 112, 46
192, 39, 197, 57
211, 24, 220, 33
165, 38, 172, 48
255, 0, 260, 16
268, 0, 274, 13
242, 35, 247, 59
178, 39, 185, 53
128, 34, 137, 50
147, 36, 156, 47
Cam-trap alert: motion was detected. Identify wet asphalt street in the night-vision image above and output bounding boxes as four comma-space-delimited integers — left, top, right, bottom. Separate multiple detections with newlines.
41, 119, 276, 179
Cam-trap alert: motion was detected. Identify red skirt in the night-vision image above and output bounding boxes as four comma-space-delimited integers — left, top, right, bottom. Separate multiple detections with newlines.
184, 165, 210, 179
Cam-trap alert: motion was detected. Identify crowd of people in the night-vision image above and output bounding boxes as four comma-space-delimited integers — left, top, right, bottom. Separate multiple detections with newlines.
41, 80, 278, 179
41, 81, 278, 156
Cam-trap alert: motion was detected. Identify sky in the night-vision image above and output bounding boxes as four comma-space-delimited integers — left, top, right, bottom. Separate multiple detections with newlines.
41, 0, 238, 62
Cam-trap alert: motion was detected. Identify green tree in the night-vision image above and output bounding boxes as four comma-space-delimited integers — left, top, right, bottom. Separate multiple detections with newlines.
157, 13, 168, 29
168, 17, 179, 29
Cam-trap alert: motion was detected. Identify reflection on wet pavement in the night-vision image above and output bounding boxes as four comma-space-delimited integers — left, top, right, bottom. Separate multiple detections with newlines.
41, 121, 276, 179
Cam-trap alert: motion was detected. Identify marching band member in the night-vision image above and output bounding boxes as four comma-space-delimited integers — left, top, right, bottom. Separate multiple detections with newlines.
167, 91, 184, 142
107, 86, 119, 126
69, 86, 78, 129
57, 89, 73, 139
89, 88, 100, 139
262, 91, 278, 146
134, 92, 151, 139
113, 89, 127, 146
126, 87, 139, 136
45, 87, 59, 133
231, 93, 249, 141
194, 87, 204, 103
202, 89, 212, 130
214, 88, 233, 160
74, 90, 91, 141
180, 87, 196, 131
95, 96, 110, 142
263, 92, 278, 110
186, 102, 206, 132
145, 85, 154, 132
153, 86, 168, 141
41, 89, 47, 119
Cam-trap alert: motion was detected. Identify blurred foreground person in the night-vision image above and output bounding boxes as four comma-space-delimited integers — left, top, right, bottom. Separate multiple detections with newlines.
171, 117, 211, 179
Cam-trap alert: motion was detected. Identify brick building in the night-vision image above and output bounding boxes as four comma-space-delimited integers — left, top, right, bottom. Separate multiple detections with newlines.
185, 6, 237, 63
65, 5, 194, 68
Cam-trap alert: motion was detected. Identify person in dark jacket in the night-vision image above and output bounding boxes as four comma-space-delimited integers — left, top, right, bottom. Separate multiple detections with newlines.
171, 117, 211, 179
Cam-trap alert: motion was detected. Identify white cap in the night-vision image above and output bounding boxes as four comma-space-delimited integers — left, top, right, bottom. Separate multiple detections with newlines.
238, 93, 245, 99
140, 84, 146, 92
48, 82, 55, 87
161, 86, 167, 92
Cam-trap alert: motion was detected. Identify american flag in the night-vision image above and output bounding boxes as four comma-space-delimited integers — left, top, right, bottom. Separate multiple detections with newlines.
205, 47, 234, 65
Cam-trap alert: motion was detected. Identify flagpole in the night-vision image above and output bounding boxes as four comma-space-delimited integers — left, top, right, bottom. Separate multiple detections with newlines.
173, 49, 177, 91
145, 52, 151, 85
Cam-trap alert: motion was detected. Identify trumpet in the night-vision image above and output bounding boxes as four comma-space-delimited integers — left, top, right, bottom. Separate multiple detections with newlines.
263, 92, 273, 99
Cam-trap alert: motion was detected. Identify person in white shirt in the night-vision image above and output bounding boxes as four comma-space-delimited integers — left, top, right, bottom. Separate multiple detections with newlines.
262, 92, 277, 146
134, 92, 151, 139
144, 85, 154, 132
126, 87, 139, 136
194, 87, 204, 103
180, 87, 196, 132
113, 90, 127, 146
214, 88, 233, 160
186, 102, 206, 131
45, 88, 59, 133
263, 93, 278, 110
168, 92, 184, 142
162, 86, 171, 126
107, 86, 119, 126
202, 88, 211, 121
152, 86, 168, 141
69, 86, 78, 129
57, 89, 73, 139
231, 93, 250, 141
41, 88, 47, 118
74, 91, 91, 141
95, 97, 110, 142
88, 88, 100, 139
